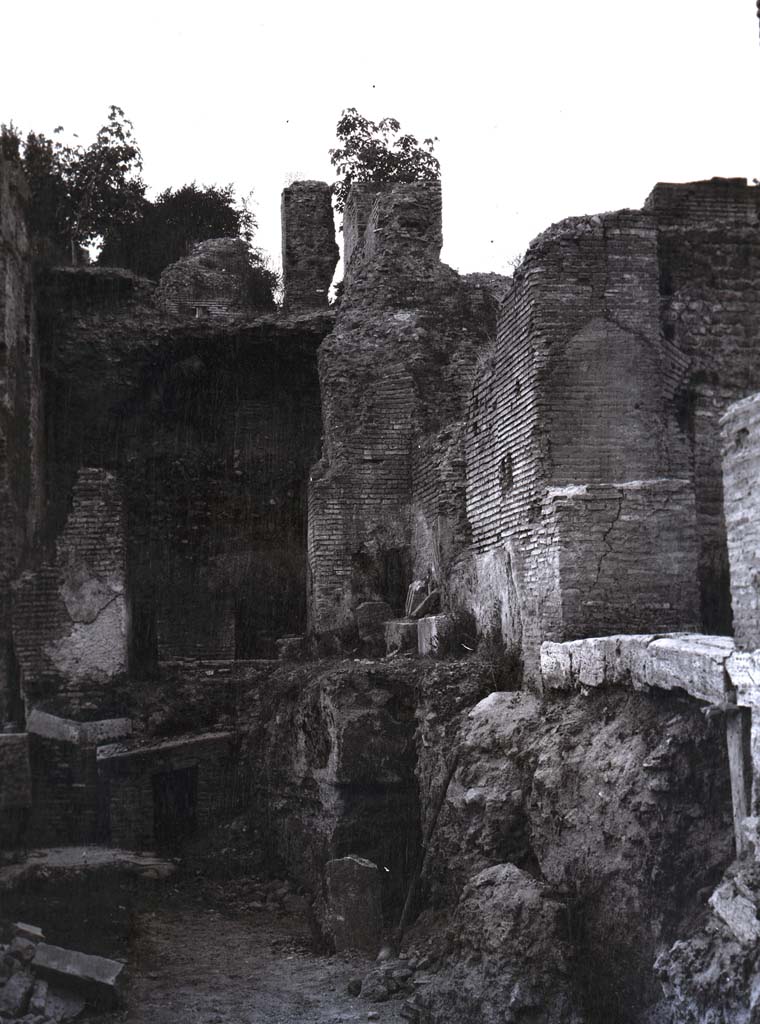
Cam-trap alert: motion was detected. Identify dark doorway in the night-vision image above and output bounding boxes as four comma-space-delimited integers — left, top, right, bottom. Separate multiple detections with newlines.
152, 765, 198, 850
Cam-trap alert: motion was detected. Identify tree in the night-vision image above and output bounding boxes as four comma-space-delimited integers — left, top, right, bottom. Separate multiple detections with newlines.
99, 183, 261, 280
329, 107, 440, 213
2, 106, 145, 264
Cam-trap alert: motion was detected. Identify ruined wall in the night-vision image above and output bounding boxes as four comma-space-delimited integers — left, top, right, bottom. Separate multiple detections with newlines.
308, 182, 504, 640
462, 211, 696, 672
648, 178, 760, 634
0, 733, 31, 846
98, 732, 237, 849
0, 157, 44, 727
281, 181, 339, 310
722, 391, 760, 650
12, 468, 128, 719
126, 333, 323, 662
158, 238, 275, 319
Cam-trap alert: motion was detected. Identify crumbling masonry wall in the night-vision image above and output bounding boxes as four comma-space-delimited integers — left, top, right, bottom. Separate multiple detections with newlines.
281, 181, 339, 311
308, 182, 504, 639
648, 179, 760, 633
0, 156, 44, 727
722, 391, 760, 651
12, 468, 128, 720
461, 210, 698, 672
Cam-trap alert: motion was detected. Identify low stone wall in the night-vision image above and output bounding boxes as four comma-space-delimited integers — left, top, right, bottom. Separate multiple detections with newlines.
98, 731, 237, 849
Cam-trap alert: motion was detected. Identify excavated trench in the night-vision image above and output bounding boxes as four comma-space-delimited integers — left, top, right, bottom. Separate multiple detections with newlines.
1, 656, 739, 1024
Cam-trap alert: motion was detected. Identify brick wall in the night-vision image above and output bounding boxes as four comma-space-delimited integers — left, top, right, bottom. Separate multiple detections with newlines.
0, 157, 44, 727
648, 178, 760, 633
722, 392, 760, 650
308, 182, 504, 639
99, 732, 237, 849
463, 211, 697, 672
12, 468, 128, 718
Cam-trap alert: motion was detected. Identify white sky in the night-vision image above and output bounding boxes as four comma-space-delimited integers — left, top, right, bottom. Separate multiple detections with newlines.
2, 0, 759, 275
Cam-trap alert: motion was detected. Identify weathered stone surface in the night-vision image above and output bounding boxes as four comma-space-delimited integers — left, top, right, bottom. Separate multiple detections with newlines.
0, 969, 34, 1015
541, 632, 734, 705
281, 181, 338, 311
32, 943, 126, 1007
384, 619, 418, 654
44, 985, 86, 1022
709, 873, 760, 946
417, 615, 452, 658
13, 925, 43, 944
12, 469, 128, 719
417, 676, 734, 1021
656, 865, 760, 1023
722, 391, 760, 652
309, 181, 503, 640
417, 864, 583, 1024
28, 978, 48, 1016
325, 855, 383, 956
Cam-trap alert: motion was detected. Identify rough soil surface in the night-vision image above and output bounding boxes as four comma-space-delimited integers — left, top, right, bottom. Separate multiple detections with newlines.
90, 879, 405, 1024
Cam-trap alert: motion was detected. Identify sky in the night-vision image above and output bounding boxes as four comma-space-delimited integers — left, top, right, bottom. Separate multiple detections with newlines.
2, 0, 759, 277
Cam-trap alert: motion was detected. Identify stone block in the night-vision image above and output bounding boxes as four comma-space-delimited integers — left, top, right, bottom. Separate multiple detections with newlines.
541, 633, 733, 705
12, 924, 43, 945
325, 855, 383, 956
417, 615, 453, 658
29, 977, 48, 1015
32, 943, 126, 1007
645, 635, 734, 704
0, 969, 34, 1015
709, 873, 760, 946
385, 619, 418, 655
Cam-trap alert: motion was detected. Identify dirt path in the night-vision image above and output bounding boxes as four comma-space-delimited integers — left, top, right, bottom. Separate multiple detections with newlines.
120, 896, 406, 1024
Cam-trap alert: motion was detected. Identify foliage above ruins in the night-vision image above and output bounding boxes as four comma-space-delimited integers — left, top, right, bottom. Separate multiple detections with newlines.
2, 110, 276, 300
329, 108, 440, 213
99, 183, 277, 294
2, 106, 145, 264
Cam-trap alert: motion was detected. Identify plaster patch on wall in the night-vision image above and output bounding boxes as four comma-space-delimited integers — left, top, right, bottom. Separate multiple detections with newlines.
45, 596, 128, 681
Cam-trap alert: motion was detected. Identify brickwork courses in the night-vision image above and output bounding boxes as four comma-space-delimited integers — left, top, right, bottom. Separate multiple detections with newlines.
722, 391, 760, 651
308, 181, 507, 640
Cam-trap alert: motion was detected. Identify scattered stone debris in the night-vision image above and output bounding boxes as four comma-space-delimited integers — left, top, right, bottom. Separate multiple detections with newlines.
0, 921, 108, 1022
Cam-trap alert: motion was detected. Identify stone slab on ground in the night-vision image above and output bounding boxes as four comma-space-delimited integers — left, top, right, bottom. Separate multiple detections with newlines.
32, 943, 126, 1007
0, 847, 176, 890
325, 855, 383, 956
